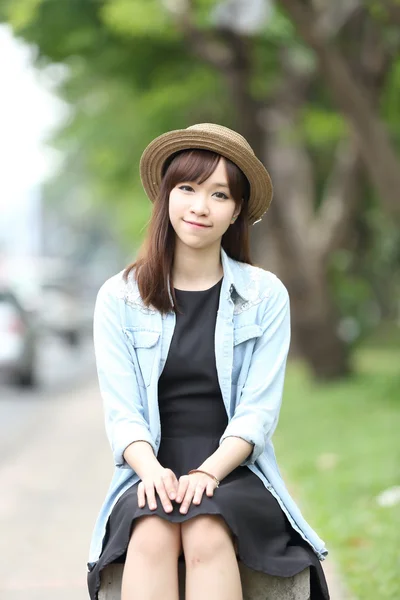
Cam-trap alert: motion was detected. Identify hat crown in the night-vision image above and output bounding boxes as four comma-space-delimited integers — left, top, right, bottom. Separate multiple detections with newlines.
187, 123, 254, 155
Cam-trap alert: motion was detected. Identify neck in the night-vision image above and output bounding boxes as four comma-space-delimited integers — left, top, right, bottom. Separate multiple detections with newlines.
172, 238, 223, 290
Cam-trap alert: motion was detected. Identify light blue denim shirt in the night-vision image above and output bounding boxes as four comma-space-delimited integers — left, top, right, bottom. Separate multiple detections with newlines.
87, 247, 328, 569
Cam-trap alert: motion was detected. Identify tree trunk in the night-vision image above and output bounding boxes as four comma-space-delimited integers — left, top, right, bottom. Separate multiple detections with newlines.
250, 212, 350, 380
289, 267, 351, 380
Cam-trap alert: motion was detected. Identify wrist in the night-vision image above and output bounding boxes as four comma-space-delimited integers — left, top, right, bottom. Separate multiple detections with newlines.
147, 456, 162, 473
198, 461, 222, 482
188, 469, 220, 487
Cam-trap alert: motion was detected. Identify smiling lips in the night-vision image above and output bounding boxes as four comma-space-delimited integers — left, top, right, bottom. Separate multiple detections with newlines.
183, 220, 211, 228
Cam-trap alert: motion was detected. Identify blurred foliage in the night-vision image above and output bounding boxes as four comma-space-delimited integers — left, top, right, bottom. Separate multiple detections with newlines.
330, 206, 400, 347
382, 57, 400, 134
0, 0, 399, 339
277, 343, 400, 599
0, 0, 236, 238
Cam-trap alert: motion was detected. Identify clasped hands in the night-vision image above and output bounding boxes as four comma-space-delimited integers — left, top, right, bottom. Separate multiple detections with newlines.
138, 466, 218, 515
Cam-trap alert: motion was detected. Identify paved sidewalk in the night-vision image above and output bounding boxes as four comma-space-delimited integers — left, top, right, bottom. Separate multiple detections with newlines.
0, 381, 112, 600
0, 380, 349, 599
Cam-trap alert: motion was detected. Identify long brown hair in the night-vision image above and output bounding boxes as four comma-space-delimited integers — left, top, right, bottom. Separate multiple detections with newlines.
123, 148, 252, 314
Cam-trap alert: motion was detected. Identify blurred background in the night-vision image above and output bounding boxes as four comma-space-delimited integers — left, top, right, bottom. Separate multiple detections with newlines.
0, 1, 399, 599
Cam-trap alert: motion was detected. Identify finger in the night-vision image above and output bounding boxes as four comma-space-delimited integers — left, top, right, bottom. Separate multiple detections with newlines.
137, 482, 145, 508
206, 480, 215, 497
155, 481, 173, 513
180, 484, 195, 514
167, 470, 179, 489
192, 482, 205, 505
176, 476, 189, 503
163, 472, 178, 501
145, 484, 157, 510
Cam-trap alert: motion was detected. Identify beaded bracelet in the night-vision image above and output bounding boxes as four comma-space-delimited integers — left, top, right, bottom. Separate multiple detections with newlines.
188, 469, 220, 487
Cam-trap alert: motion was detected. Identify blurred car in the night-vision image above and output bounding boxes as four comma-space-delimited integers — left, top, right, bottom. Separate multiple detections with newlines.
0, 285, 38, 387
0, 255, 90, 347
37, 281, 85, 346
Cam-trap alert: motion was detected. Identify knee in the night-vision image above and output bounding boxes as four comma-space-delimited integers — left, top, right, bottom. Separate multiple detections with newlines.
127, 516, 181, 561
181, 515, 234, 568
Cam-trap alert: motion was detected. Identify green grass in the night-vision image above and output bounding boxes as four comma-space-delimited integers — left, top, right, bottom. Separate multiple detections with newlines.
274, 346, 400, 600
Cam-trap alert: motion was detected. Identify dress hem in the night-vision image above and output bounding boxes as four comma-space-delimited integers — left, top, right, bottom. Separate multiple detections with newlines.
89, 508, 329, 600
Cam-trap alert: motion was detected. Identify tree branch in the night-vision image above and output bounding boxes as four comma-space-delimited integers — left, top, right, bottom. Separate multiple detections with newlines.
313, 0, 362, 38
311, 140, 363, 260
279, 0, 400, 220
263, 107, 315, 244
164, 0, 234, 70
379, 1, 400, 28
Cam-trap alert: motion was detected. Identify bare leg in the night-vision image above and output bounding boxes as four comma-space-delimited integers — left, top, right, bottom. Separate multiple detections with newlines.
181, 515, 242, 600
121, 515, 182, 600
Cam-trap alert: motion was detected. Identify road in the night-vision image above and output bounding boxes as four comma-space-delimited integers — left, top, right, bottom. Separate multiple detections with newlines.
0, 334, 96, 460
0, 334, 113, 600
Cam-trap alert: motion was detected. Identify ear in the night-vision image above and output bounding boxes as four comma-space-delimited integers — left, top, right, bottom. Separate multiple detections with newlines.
234, 200, 243, 219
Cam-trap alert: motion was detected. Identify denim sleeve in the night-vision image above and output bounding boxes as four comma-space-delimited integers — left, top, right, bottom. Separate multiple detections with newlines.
219, 276, 291, 466
93, 280, 156, 468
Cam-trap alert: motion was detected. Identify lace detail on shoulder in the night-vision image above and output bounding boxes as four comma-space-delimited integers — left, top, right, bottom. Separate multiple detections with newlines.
232, 262, 266, 315
114, 269, 157, 315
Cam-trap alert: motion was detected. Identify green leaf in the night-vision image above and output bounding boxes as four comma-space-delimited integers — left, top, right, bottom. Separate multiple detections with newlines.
301, 107, 347, 147
100, 0, 172, 38
6, 0, 42, 31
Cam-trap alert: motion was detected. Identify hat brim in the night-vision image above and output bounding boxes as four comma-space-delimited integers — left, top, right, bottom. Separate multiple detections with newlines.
139, 128, 273, 225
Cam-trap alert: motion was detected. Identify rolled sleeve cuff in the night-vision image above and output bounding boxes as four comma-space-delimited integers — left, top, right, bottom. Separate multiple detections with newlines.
112, 423, 156, 468
219, 419, 265, 466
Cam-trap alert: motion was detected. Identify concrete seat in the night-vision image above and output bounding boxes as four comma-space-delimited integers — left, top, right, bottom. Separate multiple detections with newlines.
98, 561, 310, 599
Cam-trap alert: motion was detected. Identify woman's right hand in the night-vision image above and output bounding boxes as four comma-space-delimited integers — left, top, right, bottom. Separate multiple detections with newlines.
137, 466, 179, 513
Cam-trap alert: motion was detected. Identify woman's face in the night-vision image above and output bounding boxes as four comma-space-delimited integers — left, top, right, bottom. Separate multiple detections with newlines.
168, 157, 241, 250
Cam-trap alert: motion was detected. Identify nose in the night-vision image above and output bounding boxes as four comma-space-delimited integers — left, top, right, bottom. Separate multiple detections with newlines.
190, 191, 209, 215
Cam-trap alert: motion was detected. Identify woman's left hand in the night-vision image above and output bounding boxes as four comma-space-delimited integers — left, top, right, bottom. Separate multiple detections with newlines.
176, 472, 218, 514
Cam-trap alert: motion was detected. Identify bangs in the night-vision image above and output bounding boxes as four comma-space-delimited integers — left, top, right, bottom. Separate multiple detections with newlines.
160, 148, 250, 207
162, 149, 220, 187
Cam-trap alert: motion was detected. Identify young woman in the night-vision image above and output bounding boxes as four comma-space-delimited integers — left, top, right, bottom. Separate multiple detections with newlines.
87, 123, 330, 600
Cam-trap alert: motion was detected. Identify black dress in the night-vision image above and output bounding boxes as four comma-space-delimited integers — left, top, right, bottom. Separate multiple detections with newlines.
88, 277, 330, 600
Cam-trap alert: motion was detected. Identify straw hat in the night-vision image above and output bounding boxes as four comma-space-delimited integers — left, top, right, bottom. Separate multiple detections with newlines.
139, 123, 273, 225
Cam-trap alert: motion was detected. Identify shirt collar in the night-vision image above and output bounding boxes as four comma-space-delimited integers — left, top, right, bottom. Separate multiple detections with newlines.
220, 246, 249, 303
166, 246, 249, 305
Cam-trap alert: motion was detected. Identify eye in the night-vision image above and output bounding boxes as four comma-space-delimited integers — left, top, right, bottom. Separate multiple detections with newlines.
177, 185, 194, 192
213, 191, 229, 200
